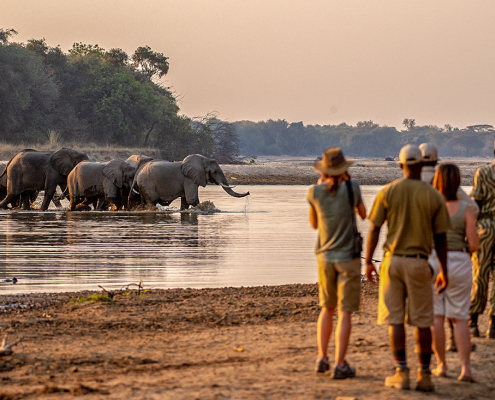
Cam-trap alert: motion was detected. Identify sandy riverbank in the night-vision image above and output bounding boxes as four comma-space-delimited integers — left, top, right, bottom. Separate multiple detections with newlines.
221, 156, 491, 186
1, 282, 494, 399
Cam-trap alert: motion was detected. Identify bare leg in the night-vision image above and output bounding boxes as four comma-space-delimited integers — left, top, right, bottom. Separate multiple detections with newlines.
416, 327, 433, 373
453, 319, 473, 380
335, 311, 352, 367
432, 315, 447, 374
317, 307, 335, 359
389, 324, 406, 354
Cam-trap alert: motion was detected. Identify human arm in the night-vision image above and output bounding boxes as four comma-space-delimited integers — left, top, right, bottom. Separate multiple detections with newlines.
365, 224, 381, 284
457, 187, 479, 218
433, 233, 448, 294
356, 202, 366, 220
464, 205, 480, 253
309, 204, 318, 229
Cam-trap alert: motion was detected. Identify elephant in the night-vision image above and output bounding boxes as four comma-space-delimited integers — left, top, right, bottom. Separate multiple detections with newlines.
131, 154, 249, 209
125, 155, 155, 208
0, 148, 88, 210
67, 159, 136, 211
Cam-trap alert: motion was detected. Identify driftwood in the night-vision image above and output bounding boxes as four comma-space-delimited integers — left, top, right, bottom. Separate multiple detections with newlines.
98, 280, 146, 299
0, 335, 22, 356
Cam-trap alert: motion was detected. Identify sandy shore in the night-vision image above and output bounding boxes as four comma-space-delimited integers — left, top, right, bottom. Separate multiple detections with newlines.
1, 282, 494, 399
222, 156, 491, 185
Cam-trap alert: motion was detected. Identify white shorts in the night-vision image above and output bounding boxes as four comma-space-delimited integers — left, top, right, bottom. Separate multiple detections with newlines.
429, 251, 472, 320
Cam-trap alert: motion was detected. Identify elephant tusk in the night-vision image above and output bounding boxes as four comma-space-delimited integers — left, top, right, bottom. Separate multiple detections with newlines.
220, 183, 236, 189
132, 188, 140, 194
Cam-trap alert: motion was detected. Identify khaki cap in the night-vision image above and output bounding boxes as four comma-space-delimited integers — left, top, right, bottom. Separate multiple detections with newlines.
419, 142, 439, 162
399, 144, 423, 165
313, 147, 354, 176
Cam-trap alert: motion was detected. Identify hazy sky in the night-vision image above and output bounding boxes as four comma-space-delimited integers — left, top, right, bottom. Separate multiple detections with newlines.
3, 1, 495, 128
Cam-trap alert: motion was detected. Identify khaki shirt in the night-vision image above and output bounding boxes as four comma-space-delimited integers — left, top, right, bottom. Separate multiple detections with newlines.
368, 178, 451, 256
470, 162, 495, 215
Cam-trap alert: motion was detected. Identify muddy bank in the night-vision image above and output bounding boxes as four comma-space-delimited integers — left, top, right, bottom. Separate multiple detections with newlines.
1, 282, 494, 399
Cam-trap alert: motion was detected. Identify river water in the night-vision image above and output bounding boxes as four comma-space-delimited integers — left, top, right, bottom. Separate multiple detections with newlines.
0, 185, 469, 294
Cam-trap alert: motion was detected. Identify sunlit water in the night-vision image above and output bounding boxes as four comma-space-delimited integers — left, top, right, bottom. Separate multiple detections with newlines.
0, 185, 471, 294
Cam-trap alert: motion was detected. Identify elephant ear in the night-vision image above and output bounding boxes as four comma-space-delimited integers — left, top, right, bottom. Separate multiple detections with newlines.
50, 148, 87, 176
181, 154, 207, 187
103, 159, 125, 188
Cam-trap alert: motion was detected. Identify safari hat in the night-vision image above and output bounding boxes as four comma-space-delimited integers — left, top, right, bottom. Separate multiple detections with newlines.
419, 142, 439, 162
399, 144, 423, 165
313, 147, 354, 176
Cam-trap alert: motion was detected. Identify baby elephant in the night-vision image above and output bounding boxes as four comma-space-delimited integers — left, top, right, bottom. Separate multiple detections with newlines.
67, 159, 136, 211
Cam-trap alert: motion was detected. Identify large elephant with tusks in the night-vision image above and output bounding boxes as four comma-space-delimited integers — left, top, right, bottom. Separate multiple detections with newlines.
0, 148, 89, 210
131, 154, 249, 209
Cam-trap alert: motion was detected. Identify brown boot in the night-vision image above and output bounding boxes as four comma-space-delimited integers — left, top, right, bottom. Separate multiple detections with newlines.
385, 367, 410, 390
416, 368, 434, 392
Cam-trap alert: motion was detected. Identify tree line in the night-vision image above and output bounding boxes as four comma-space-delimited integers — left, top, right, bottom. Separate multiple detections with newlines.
235, 119, 495, 158
0, 28, 240, 163
2, 28, 493, 162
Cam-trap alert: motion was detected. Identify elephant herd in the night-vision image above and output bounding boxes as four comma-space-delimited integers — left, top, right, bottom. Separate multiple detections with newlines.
0, 149, 249, 212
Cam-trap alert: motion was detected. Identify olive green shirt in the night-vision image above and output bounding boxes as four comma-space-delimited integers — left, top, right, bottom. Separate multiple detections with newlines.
307, 180, 363, 262
447, 201, 468, 251
368, 178, 451, 256
470, 162, 495, 215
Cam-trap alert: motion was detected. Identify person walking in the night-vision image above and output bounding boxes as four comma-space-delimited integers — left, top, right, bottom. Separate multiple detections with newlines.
365, 144, 451, 392
469, 142, 495, 339
308, 147, 366, 379
419, 142, 479, 352
430, 164, 479, 382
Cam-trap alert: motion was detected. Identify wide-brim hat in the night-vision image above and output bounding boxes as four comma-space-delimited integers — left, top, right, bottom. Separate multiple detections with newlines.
313, 147, 354, 176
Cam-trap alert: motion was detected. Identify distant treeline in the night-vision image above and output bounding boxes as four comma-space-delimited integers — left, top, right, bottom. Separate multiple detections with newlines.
2, 28, 493, 162
0, 28, 239, 163
235, 119, 495, 158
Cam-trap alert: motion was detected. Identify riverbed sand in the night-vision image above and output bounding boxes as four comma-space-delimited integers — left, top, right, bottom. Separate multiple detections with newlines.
1, 282, 494, 399
222, 156, 491, 186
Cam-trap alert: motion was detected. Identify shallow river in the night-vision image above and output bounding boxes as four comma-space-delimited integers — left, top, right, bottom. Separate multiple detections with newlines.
0, 185, 469, 294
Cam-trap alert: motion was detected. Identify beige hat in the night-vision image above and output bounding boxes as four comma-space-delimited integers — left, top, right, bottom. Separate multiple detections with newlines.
399, 144, 423, 165
313, 147, 354, 176
419, 142, 439, 162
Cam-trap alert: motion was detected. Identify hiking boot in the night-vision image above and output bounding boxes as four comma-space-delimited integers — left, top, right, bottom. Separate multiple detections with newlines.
470, 313, 480, 338
333, 360, 356, 379
315, 357, 330, 373
487, 316, 495, 339
385, 367, 410, 390
416, 368, 434, 392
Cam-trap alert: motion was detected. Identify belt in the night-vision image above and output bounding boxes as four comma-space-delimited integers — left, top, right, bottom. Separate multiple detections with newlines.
393, 254, 428, 260
448, 248, 469, 253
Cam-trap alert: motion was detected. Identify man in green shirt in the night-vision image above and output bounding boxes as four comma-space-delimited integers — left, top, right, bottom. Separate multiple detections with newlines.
366, 144, 450, 392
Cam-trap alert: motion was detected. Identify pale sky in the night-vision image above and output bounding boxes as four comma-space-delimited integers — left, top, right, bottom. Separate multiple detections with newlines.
3, 0, 495, 128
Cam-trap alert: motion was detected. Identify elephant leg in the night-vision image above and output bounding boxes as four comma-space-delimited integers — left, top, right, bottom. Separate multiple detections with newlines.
95, 197, 106, 211
0, 194, 18, 209
40, 190, 56, 211
180, 197, 190, 210
69, 196, 79, 211
21, 192, 31, 210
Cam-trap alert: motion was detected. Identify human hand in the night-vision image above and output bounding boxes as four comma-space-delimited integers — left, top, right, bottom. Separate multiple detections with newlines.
435, 271, 448, 294
366, 261, 377, 285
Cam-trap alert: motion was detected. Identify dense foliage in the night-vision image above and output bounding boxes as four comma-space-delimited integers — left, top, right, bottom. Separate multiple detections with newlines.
0, 28, 239, 161
1, 28, 493, 161
235, 119, 495, 158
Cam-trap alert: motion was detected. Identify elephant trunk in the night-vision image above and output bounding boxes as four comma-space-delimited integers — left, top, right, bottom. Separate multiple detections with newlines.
221, 185, 250, 198
214, 170, 250, 198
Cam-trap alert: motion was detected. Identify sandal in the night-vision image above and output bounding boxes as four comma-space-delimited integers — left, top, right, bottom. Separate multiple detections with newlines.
458, 375, 476, 383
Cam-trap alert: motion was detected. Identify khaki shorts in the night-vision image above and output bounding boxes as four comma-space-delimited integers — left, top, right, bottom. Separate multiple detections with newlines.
317, 256, 361, 312
429, 251, 472, 320
378, 253, 434, 328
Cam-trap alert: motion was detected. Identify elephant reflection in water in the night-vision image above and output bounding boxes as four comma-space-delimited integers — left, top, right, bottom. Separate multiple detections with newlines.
130, 154, 249, 210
